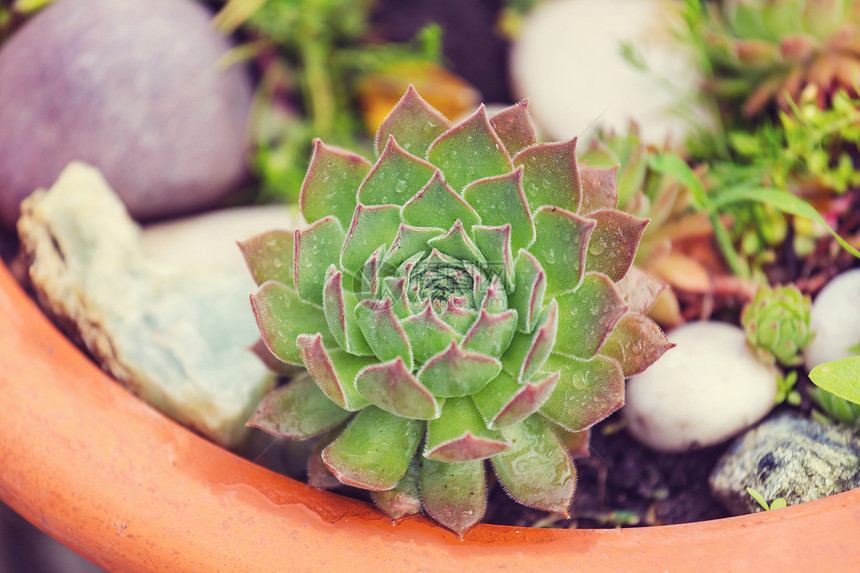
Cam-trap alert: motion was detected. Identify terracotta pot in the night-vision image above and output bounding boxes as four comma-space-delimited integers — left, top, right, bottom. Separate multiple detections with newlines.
0, 260, 858, 572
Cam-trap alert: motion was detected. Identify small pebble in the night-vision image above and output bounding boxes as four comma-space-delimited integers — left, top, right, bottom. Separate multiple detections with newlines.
510, 0, 705, 145
709, 413, 860, 515
804, 268, 860, 369
624, 321, 778, 452
142, 204, 304, 288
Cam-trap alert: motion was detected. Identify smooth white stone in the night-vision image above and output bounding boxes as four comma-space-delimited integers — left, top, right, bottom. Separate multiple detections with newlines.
142, 204, 304, 290
624, 321, 778, 452
804, 268, 860, 369
510, 0, 706, 145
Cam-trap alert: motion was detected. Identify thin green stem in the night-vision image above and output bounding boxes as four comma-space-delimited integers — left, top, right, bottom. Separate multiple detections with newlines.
301, 41, 335, 137
708, 209, 750, 279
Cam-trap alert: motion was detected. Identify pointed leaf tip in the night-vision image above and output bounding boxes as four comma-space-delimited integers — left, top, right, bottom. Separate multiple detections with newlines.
600, 312, 674, 377
359, 136, 437, 206
300, 140, 370, 228
375, 86, 452, 158
420, 458, 487, 538
514, 138, 581, 213
490, 99, 537, 156
428, 105, 513, 191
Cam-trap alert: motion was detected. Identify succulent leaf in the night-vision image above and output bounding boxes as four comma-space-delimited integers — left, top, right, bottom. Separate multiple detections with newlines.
501, 299, 559, 382
418, 341, 502, 397
400, 301, 461, 363
584, 210, 649, 282
251, 282, 334, 365
463, 168, 535, 252
427, 105, 513, 191
472, 225, 515, 290
323, 266, 374, 355
539, 354, 625, 431
508, 250, 547, 333
371, 457, 423, 521
555, 273, 628, 359
375, 85, 452, 157
579, 166, 619, 214
514, 139, 581, 213
359, 136, 437, 206
424, 397, 509, 462
239, 230, 295, 288
491, 415, 576, 516
530, 207, 594, 297
300, 140, 371, 228
308, 428, 344, 489
247, 375, 351, 439
322, 406, 423, 491
341, 205, 401, 277
461, 309, 519, 358
383, 224, 445, 270
473, 369, 560, 429
296, 333, 373, 411
420, 457, 486, 538
402, 171, 481, 230
247, 87, 671, 534
600, 313, 675, 376
355, 299, 414, 370
427, 220, 486, 263
295, 217, 346, 306
489, 100, 537, 156
354, 357, 441, 419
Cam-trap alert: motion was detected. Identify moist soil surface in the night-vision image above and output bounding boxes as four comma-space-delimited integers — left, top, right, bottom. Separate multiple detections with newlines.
483, 412, 733, 529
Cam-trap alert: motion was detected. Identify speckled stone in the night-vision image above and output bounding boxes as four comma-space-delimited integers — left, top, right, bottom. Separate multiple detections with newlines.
709, 413, 860, 515
0, 0, 254, 229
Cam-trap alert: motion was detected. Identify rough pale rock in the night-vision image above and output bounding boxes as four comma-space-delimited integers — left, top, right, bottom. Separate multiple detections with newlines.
510, 0, 705, 145
17, 162, 273, 447
0, 0, 254, 229
804, 268, 860, 369
710, 414, 860, 515
624, 321, 778, 452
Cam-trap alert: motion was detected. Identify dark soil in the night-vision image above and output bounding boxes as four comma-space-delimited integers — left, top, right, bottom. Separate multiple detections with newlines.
483, 412, 732, 529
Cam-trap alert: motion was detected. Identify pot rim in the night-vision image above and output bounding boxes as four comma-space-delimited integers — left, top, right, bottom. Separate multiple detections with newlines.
0, 262, 858, 572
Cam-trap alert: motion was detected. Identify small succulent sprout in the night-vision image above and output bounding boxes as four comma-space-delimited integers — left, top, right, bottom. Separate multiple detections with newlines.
742, 284, 814, 366
242, 86, 672, 536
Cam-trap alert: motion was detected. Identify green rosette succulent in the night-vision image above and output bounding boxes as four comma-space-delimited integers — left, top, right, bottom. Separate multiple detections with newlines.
696, 0, 860, 116
742, 284, 813, 366
240, 87, 673, 535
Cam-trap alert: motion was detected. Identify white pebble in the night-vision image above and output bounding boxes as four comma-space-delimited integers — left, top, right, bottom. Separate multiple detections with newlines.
804, 268, 860, 369
142, 205, 303, 289
624, 321, 778, 452
510, 0, 706, 146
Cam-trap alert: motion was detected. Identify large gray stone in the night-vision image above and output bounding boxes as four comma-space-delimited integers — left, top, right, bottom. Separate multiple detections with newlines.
0, 0, 254, 229
709, 413, 860, 514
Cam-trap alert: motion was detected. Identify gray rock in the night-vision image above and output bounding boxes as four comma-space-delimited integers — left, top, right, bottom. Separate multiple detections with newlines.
0, 0, 254, 229
17, 162, 274, 447
709, 413, 860, 515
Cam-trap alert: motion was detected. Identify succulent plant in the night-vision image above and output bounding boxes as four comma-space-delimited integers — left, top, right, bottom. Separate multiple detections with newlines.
741, 284, 813, 366
695, 0, 860, 116
241, 87, 673, 535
